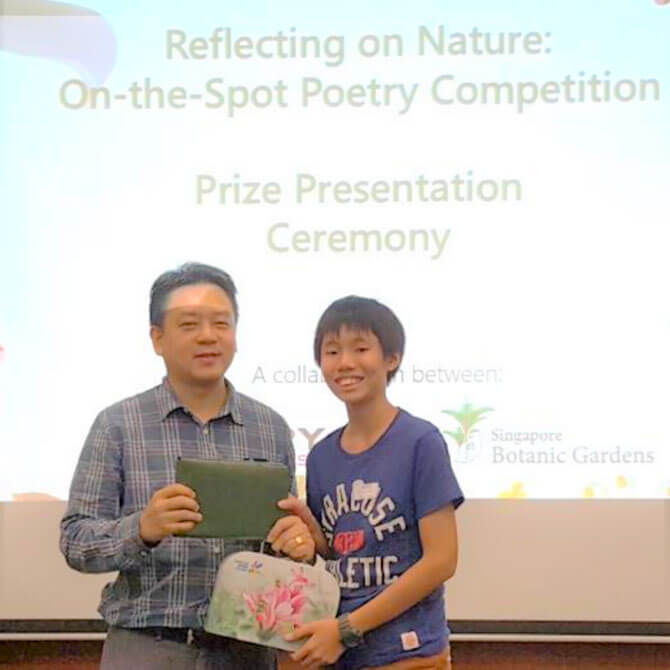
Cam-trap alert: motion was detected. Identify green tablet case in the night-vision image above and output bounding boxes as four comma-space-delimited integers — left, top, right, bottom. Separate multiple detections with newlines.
175, 458, 290, 539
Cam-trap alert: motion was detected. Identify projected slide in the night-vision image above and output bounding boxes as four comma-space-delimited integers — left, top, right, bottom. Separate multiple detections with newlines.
1, 0, 668, 501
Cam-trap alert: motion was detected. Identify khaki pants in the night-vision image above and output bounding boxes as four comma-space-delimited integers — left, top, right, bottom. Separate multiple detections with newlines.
363, 645, 452, 670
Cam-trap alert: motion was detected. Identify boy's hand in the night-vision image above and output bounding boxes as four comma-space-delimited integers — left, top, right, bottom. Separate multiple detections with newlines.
139, 483, 202, 544
286, 618, 345, 668
266, 514, 315, 562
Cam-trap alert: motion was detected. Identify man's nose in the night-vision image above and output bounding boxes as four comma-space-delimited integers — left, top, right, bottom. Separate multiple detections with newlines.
196, 321, 217, 341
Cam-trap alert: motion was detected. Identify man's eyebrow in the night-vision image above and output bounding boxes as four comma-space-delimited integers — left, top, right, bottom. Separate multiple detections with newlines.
169, 308, 233, 316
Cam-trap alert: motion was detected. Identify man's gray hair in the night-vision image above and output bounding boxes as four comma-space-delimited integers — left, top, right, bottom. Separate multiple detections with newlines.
149, 262, 238, 327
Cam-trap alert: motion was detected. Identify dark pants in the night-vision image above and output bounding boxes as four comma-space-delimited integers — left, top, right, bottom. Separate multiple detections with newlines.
101, 626, 276, 670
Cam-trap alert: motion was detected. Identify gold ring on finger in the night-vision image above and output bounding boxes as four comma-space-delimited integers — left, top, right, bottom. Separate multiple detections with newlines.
295, 535, 303, 545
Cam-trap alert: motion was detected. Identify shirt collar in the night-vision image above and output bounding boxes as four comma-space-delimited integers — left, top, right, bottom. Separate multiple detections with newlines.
157, 377, 244, 425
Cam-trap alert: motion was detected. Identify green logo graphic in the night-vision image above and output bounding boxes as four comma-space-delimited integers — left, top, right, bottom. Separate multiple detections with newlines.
442, 403, 493, 464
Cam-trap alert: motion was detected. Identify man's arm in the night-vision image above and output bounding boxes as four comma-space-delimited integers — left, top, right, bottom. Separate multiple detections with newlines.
264, 419, 318, 563
60, 411, 146, 573
275, 497, 330, 559
60, 411, 200, 573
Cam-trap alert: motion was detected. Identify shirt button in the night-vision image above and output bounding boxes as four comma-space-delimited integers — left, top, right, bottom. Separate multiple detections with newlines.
203, 427, 209, 435
213, 545, 221, 554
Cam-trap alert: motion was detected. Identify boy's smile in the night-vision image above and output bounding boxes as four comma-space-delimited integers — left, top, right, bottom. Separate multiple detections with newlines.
320, 327, 399, 405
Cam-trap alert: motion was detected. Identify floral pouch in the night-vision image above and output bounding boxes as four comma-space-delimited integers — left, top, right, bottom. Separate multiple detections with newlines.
205, 550, 340, 651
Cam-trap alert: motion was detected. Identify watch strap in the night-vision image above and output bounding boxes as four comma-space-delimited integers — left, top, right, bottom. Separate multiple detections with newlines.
337, 613, 364, 648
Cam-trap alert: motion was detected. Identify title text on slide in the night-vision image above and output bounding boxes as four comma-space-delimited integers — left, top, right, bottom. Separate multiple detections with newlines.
59, 72, 661, 116
195, 173, 523, 205
265, 224, 451, 260
58, 24, 662, 115
164, 26, 553, 65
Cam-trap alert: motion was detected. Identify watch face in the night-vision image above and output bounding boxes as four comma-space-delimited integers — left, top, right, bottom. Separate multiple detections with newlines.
343, 632, 363, 648
338, 615, 364, 648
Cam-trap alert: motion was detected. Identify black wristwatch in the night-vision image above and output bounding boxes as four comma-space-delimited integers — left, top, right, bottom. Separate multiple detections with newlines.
337, 613, 364, 648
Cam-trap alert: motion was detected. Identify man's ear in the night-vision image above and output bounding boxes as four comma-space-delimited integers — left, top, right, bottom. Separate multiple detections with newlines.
150, 325, 163, 355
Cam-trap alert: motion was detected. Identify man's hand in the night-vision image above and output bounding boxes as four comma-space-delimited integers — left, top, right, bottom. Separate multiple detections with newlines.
274, 497, 331, 559
139, 483, 202, 544
276, 496, 318, 528
285, 618, 345, 668
266, 513, 315, 563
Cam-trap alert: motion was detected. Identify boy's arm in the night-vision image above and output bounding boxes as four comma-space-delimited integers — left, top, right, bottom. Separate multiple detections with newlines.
287, 504, 458, 667
349, 504, 457, 633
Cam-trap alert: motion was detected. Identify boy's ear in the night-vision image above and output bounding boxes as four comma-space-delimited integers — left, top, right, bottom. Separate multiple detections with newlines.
387, 352, 401, 373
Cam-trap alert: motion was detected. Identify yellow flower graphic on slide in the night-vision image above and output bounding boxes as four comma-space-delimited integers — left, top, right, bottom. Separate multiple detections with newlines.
584, 476, 630, 498
498, 482, 527, 499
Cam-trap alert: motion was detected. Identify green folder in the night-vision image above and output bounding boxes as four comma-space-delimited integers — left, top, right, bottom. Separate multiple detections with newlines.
175, 458, 290, 539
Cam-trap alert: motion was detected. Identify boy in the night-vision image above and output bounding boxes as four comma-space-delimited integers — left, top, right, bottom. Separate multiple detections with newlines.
281, 296, 464, 669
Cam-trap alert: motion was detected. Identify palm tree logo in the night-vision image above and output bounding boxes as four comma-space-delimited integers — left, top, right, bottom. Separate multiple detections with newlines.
442, 403, 493, 464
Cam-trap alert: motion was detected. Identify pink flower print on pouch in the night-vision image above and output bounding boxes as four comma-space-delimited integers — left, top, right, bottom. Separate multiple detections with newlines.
205, 551, 340, 651
243, 568, 309, 637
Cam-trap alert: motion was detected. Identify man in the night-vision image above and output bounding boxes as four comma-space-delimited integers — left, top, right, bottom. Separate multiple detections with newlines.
60, 263, 314, 669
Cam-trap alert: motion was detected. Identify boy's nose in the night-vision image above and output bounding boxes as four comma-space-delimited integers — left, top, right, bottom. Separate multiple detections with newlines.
337, 351, 355, 369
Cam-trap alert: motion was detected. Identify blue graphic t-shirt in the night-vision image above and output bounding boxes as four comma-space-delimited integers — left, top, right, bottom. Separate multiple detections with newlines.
306, 409, 464, 670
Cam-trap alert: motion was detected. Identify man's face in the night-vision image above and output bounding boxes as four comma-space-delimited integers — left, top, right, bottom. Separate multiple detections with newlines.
150, 283, 236, 388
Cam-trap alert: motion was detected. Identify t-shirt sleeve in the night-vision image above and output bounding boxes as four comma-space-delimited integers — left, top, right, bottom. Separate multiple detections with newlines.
413, 428, 464, 519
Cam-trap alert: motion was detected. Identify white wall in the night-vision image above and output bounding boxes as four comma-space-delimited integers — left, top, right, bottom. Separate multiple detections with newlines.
1, 500, 668, 623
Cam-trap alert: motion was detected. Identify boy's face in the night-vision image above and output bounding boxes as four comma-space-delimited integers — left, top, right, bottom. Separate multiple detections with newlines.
319, 327, 400, 406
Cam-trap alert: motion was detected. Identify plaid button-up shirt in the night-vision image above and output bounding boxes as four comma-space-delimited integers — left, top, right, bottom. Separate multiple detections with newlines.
60, 378, 295, 629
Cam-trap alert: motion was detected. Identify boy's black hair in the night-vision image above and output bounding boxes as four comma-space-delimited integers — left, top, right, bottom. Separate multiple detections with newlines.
313, 296, 405, 382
